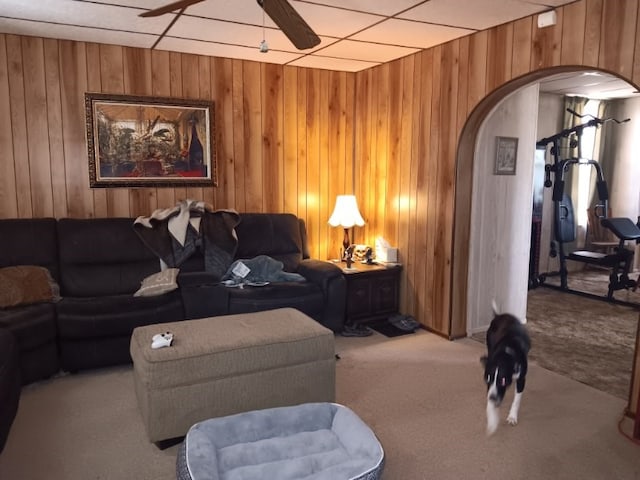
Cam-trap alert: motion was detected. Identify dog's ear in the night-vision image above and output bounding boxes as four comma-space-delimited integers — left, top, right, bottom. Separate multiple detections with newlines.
480, 355, 488, 367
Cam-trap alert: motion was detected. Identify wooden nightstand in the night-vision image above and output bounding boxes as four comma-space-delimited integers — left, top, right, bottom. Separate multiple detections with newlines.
341, 262, 402, 324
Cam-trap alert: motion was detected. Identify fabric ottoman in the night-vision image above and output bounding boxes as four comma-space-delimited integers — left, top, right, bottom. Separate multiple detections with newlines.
130, 308, 335, 444
176, 402, 385, 480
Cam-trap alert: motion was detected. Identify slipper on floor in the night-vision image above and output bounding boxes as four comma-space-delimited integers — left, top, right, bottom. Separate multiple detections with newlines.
388, 314, 420, 332
341, 324, 373, 337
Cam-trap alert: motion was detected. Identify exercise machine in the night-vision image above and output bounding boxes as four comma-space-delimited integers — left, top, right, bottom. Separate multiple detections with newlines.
535, 108, 640, 304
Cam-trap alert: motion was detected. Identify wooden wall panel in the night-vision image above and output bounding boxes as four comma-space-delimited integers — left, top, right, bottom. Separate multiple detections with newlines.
351, 0, 640, 341
43, 39, 67, 219
512, 17, 533, 77
561, 1, 587, 65
6, 35, 32, 218
0, 35, 18, 218
531, 8, 563, 70
0, 34, 355, 266
599, 0, 638, 77
487, 24, 513, 91
296, 69, 308, 223
231, 59, 247, 213
22, 36, 53, 218
403, 52, 422, 319
262, 63, 283, 214
86, 43, 106, 218
59, 40, 93, 219
283, 66, 298, 216
3, 0, 640, 343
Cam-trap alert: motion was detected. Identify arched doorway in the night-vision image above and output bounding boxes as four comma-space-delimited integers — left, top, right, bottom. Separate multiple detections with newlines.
450, 65, 640, 416
451, 66, 639, 336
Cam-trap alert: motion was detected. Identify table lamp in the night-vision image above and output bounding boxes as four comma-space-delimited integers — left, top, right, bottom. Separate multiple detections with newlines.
328, 195, 365, 261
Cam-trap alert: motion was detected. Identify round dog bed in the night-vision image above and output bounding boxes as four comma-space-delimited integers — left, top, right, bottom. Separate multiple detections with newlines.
176, 402, 384, 480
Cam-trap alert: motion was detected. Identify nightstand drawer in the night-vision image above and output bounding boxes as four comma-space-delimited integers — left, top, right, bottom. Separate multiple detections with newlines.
342, 263, 401, 323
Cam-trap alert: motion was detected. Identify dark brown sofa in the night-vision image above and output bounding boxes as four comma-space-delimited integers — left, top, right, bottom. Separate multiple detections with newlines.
0, 212, 345, 377
0, 328, 20, 455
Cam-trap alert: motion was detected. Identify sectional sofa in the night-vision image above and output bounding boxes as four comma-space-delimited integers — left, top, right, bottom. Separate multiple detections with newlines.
0, 212, 346, 384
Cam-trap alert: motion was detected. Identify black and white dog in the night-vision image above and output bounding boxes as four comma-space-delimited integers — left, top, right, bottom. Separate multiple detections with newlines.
481, 301, 531, 435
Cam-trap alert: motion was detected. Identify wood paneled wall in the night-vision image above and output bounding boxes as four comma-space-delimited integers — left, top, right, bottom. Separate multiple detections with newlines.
0, 36, 354, 262
353, 0, 640, 343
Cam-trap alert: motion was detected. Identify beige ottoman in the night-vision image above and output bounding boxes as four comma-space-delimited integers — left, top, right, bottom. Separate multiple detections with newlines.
129, 308, 335, 444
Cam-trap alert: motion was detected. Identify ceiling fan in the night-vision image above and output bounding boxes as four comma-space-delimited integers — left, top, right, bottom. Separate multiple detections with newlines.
140, 0, 321, 51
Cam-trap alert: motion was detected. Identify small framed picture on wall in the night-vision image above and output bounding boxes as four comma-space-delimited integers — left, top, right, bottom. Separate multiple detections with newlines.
494, 136, 518, 175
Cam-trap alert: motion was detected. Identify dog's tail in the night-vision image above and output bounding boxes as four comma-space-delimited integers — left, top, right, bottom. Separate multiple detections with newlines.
491, 299, 500, 316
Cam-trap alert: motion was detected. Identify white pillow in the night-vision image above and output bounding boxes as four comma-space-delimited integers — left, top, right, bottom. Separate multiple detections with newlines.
134, 268, 179, 297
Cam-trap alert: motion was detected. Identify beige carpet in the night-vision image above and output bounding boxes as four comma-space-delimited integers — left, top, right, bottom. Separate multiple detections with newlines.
1, 330, 639, 479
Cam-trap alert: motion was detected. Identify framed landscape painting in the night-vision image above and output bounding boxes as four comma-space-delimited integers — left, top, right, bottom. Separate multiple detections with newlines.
85, 93, 216, 187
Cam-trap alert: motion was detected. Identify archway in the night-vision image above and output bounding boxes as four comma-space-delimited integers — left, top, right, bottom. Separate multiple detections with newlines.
450, 65, 639, 336
450, 65, 640, 416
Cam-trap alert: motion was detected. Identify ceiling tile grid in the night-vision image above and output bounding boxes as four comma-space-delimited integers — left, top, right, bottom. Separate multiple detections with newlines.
0, 0, 580, 72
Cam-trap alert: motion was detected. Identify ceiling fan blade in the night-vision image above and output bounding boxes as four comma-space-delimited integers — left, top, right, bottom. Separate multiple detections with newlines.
257, 0, 320, 50
139, 0, 205, 18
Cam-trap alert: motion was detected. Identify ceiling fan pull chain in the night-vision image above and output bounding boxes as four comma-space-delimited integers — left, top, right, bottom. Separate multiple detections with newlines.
260, 1, 269, 53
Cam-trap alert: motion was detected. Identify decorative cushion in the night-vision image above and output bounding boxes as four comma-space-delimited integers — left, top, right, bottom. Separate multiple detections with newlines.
134, 268, 179, 297
0, 266, 60, 309
177, 402, 384, 480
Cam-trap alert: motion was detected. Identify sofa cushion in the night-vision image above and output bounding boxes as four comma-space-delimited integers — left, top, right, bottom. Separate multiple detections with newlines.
234, 214, 304, 271
0, 303, 57, 351
57, 218, 161, 296
0, 218, 59, 282
56, 290, 184, 339
0, 303, 60, 383
0, 265, 60, 309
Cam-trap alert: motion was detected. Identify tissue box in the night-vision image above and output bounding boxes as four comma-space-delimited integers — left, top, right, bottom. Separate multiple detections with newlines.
376, 247, 398, 263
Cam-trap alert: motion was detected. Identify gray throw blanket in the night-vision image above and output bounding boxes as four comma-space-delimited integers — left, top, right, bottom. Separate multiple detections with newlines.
222, 255, 305, 286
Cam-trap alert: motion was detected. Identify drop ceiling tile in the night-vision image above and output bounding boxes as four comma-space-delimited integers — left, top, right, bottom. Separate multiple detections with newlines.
183, 0, 277, 28
0, 17, 156, 48
524, 0, 576, 6
399, 0, 546, 31
352, 18, 474, 49
168, 15, 280, 48
78, 0, 167, 9
292, 3, 384, 38
168, 15, 336, 53
0, 0, 171, 34
157, 36, 304, 64
288, 55, 378, 72
318, 39, 420, 63
298, 0, 427, 17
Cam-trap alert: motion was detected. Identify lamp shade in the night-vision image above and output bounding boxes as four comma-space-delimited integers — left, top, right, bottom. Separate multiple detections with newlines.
328, 195, 365, 228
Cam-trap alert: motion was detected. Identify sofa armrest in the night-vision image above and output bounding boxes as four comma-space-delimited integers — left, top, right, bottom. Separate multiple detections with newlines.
297, 259, 346, 332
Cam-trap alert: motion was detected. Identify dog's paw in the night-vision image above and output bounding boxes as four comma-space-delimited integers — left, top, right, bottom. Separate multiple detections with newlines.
506, 413, 518, 426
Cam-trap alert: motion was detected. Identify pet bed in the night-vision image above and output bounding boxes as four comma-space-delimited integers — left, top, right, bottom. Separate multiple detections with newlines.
176, 402, 384, 480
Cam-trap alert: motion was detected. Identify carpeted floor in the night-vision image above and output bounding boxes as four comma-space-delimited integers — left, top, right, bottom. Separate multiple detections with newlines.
2, 331, 639, 480
473, 268, 640, 400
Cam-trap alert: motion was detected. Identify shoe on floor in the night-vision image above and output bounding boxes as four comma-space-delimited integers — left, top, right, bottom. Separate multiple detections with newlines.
389, 314, 420, 332
340, 323, 373, 337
